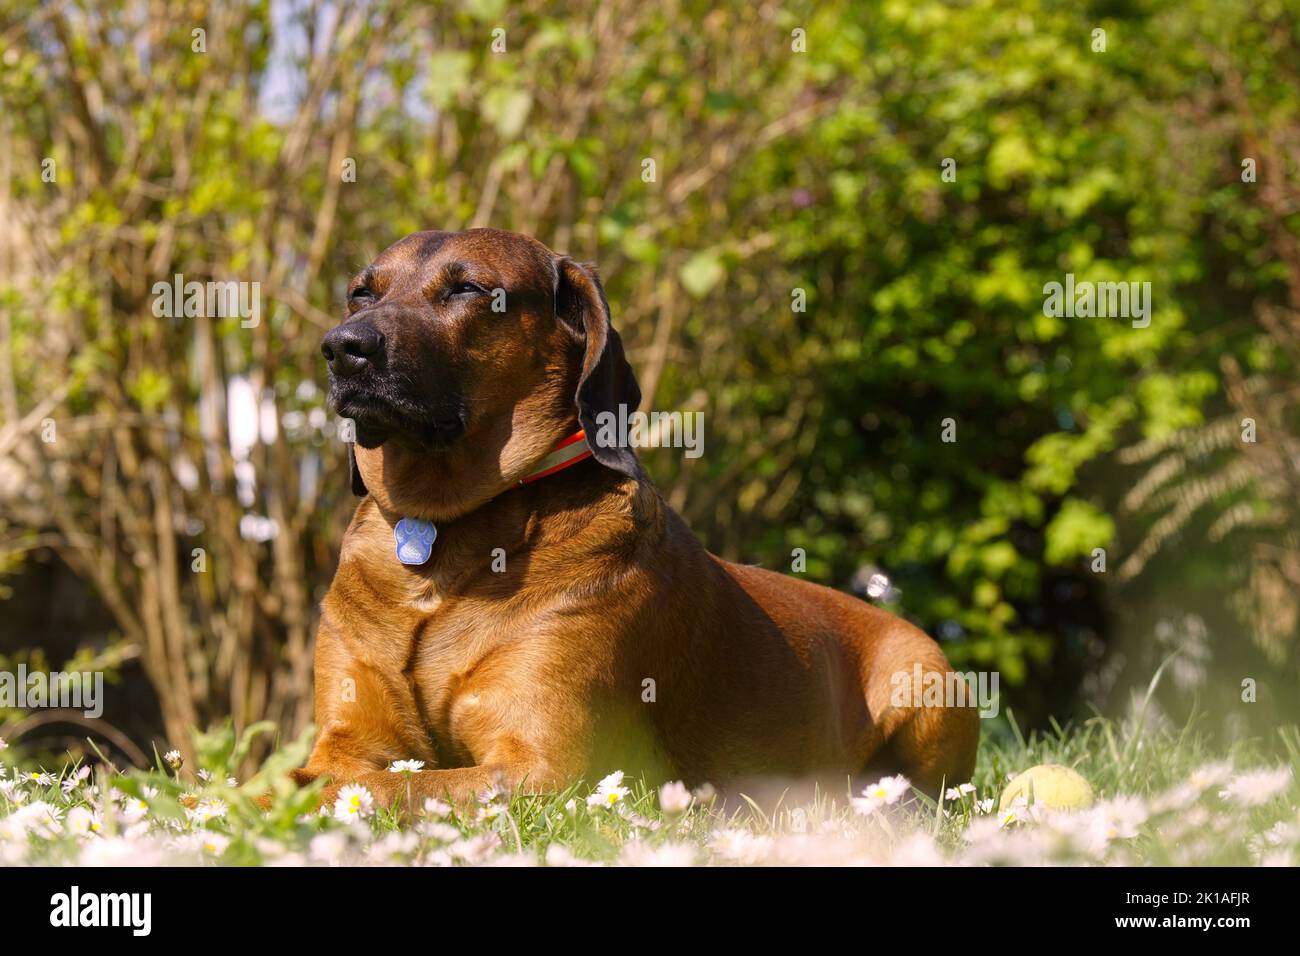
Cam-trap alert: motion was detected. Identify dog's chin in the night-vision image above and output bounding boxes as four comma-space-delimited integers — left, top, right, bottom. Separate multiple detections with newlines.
331, 388, 465, 452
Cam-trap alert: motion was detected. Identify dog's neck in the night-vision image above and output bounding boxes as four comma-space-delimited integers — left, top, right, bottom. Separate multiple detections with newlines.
342, 454, 660, 605
387, 430, 595, 567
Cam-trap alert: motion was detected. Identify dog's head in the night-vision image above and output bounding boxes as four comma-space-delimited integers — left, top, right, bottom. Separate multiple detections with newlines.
322, 229, 641, 519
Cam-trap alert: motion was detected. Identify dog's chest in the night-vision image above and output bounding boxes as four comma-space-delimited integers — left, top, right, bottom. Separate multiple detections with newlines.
406, 597, 550, 763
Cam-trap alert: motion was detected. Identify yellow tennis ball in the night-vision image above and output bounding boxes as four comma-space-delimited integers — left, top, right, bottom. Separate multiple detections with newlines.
999, 764, 1094, 812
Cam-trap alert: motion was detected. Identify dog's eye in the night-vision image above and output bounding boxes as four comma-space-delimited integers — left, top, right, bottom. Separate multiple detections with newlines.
448, 281, 484, 297
349, 286, 375, 305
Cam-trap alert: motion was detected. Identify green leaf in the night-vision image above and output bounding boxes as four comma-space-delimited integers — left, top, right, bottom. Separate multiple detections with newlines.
1044, 499, 1115, 566
482, 88, 532, 139
680, 251, 725, 297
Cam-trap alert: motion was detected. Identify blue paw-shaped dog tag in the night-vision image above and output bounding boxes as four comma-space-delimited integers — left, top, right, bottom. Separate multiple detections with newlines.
394, 517, 437, 565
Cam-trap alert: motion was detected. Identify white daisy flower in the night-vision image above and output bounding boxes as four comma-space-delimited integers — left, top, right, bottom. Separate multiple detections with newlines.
193, 832, 230, 856
15, 800, 63, 837
998, 798, 1031, 829
943, 782, 977, 799
852, 774, 912, 814
389, 759, 426, 773
1091, 796, 1148, 841
61, 766, 91, 795
162, 750, 183, 770
66, 806, 102, 836
421, 797, 452, 818
587, 770, 630, 810
658, 780, 692, 814
1220, 767, 1293, 807
1188, 760, 1233, 791
333, 784, 375, 821
367, 831, 418, 862
1151, 781, 1201, 813
120, 797, 150, 823
1260, 819, 1299, 847
419, 821, 461, 843
185, 799, 229, 824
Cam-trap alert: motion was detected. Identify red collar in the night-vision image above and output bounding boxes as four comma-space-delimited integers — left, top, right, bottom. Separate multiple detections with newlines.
518, 430, 593, 486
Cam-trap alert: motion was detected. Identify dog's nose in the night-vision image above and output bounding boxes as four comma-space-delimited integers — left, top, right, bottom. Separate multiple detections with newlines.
321, 323, 384, 377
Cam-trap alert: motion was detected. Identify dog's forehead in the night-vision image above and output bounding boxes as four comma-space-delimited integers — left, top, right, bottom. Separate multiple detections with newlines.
372, 229, 555, 281
374, 230, 453, 266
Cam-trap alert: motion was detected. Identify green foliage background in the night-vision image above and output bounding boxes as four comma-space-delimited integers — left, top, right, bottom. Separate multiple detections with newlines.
1, 0, 1298, 759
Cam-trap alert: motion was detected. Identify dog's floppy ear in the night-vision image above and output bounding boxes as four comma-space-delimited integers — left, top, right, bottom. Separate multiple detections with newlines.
555, 257, 642, 479
349, 445, 368, 497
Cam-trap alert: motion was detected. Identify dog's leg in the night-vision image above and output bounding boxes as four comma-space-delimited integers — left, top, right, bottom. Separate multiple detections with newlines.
289, 767, 319, 787
251, 767, 324, 811
859, 629, 981, 796
317, 764, 539, 818
881, 701, 980, 796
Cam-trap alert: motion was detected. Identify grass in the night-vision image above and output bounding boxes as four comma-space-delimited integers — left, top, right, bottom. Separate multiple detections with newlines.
1, 705, 1297, 866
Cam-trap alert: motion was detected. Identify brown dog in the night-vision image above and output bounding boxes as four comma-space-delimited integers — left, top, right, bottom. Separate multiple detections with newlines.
296, 228, 978, 810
